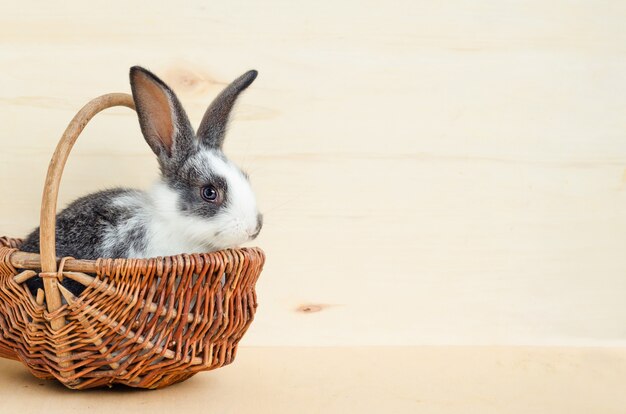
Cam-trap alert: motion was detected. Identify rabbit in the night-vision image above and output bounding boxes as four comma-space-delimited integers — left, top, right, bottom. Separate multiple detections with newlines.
20, 66, 263, 296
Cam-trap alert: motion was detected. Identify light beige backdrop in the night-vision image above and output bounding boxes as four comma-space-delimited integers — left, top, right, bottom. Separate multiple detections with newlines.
1, 0, 625, 351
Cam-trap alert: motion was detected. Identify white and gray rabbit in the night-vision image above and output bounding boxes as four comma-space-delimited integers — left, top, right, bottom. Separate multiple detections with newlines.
20, 66, 263, 294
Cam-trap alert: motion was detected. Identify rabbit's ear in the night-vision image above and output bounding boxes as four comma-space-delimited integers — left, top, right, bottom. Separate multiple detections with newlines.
130, 66, 195, 160
197, 70, 257, 149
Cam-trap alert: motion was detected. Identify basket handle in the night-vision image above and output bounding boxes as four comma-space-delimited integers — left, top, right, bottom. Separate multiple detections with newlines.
39, 93, 135, 313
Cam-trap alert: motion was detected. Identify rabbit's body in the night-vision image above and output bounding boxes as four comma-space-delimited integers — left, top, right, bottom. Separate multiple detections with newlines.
20, 188, 147, 260
21, 66, 263, 295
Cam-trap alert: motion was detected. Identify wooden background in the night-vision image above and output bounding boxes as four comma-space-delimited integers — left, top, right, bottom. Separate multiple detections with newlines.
1, 0, 625, 349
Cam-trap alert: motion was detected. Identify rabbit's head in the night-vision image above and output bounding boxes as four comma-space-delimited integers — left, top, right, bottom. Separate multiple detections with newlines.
129, 66, 262, 251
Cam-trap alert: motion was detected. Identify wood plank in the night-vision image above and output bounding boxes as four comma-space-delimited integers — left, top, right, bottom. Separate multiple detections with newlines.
0, 0, 625, 346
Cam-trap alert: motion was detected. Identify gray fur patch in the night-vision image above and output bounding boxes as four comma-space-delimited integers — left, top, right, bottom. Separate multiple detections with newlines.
163, 149, 231, 220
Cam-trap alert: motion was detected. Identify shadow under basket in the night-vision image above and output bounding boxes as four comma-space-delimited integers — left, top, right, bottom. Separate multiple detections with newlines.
0, 93, 265, 390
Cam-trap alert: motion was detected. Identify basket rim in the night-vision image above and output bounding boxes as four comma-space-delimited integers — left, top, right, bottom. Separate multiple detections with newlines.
1, 236, 264, 274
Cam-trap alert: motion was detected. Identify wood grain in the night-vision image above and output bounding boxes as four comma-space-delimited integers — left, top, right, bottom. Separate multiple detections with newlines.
1, 0, 625, 347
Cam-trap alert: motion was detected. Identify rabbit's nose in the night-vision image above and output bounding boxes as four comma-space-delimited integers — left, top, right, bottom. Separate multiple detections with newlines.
249, 213, 263, 239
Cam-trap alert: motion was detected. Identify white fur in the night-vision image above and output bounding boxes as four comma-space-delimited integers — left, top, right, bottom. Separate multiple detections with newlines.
108, 151, 260, 259
200, 151, 260, 238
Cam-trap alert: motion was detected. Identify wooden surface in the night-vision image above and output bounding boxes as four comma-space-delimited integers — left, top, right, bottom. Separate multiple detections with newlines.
1, 1, 626, 350
0, 347, 625, 413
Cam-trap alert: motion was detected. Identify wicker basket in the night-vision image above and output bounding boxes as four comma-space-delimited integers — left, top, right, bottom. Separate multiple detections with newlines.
0, 93, 265, 389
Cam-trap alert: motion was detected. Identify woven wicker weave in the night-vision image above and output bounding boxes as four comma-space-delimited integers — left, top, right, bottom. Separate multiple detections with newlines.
0, 94, 265, 389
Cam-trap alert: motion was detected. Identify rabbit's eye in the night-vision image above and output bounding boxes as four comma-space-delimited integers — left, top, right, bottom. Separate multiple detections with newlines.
201, 185, 219, 202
